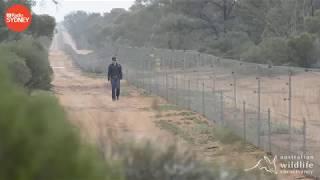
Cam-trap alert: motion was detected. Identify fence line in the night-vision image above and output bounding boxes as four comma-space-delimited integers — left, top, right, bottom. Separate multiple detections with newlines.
62, 39, 320, 177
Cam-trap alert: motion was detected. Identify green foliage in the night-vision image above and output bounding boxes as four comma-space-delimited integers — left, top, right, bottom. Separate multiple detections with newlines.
236, 0, 273, 43
0, 64, 123, 180
29, 14, 56, 39
242, 37, 290, 65
210, 31, 254, 58
212, 126, 242, 144
64, 0, 320, 66
4, 37, 53, 90
155, 120, 195, 143
113, 142, 219, 180
305, 10, 320, 37
288, 33, 318, 67
0, 47, 31, 86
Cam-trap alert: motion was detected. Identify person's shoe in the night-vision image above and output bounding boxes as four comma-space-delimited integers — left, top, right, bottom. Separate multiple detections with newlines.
116, 96, 119, 100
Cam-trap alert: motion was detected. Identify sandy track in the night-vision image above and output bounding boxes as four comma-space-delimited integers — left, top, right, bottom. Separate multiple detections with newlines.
50, 50, 172, 145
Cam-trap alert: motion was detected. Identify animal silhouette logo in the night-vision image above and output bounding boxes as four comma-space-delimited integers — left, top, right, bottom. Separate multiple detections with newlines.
245, 155, 277, 174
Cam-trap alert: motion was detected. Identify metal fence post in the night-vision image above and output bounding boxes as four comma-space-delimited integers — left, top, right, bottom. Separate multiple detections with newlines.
202, 82, 205, 116
183, 53, 186, 71
232, 72, 237, 109
288, 71, 292, 152
136, 71, 139, 89
232, 72, 237, 121
268, 108, 271, 153
126, 69, 129, 83
257, 77, 261, 147
220, 91, 224, 126
166, 72, 168, 100
303, 118, 306, 156
188, 80, 191, 110
155, 72, 159, 96
143, 60, 145, 89
243, 101, 246, 143
149, 70, 152, 93
212, 71, 216, 93
175, 76, 178, 105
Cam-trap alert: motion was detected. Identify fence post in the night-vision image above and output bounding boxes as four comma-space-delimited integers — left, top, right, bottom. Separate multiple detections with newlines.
232, 72, 237, 121
257, 77, 261, 147
220, 91, 224, 126
202, 81, 205, 116
268, 108, 271, 153
175, 76, 178, 105
155, 72, 159, 96
126, 69, 129, 83
166, 72, 168, 100
212, 71, 216, 93
288, 71, 292, 152
142, 60, 145, 89
243, 101, 246, 143
303, 118, 306, 156
233, 72, 237, 108
136, 71, 139, 89
183, 73, 187, 107
188, 79, 191, 110
183, 53, 186, 71
149, 70, 152, 93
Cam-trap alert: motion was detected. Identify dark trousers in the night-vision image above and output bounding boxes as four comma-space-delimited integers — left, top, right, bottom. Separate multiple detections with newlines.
111, 78, 120, 100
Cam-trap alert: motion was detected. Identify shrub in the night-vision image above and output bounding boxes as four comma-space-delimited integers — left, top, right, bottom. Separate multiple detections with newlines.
29, 14, 56, 40
0, 64, 122, 180
112, 142, 216, 180
305, 10, 320, 38
6, 36, 53, 90
242, 37, 290, 65
288, 33, 318, 67
0, 46, 31, 86
210, 31, 254, 58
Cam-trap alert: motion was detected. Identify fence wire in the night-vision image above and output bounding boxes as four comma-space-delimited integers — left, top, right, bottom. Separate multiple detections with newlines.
63, 39, 320, 178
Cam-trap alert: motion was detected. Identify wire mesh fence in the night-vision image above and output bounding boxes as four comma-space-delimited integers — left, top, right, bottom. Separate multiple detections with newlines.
63, 39, 320, 177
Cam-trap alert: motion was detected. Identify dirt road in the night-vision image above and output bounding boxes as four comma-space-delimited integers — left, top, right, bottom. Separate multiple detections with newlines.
49, 31, 312, 179
50, 50, 173, 145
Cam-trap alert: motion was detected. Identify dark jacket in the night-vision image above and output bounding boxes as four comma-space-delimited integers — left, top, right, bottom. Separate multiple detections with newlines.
108, 63, 122, 80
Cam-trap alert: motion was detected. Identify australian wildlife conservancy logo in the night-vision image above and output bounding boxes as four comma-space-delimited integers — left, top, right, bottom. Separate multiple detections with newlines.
245, 154, 314, 176
4, 3, 32, 32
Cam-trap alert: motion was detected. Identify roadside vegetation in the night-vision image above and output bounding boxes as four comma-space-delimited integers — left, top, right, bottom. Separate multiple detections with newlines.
0, 1, 121, 180
0, 1, 276, 179
64, 0, 320, 68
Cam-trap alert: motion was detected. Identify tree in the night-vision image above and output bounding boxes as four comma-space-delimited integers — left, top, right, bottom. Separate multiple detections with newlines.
305, 10, 320, 37
29, 15, 56, 39
288, 33, 318, 67
241, 37, 290, 65
0, 63, 122, 180
235, 0, 274, 43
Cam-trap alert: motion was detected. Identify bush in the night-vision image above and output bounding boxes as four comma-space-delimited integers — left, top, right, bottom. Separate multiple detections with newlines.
112, 142, 217, 180
0, 64, 123, 180
0, 46, 31, 86
5, 36, 53, 90
305, 10, 320, 38
288, 33, 318, 67
242, 37, 290, 65
210, 31, 254, 58
29, 14, 56, 40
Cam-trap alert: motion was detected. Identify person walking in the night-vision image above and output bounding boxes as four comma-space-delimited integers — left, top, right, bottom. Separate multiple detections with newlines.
108, 57, 122, 101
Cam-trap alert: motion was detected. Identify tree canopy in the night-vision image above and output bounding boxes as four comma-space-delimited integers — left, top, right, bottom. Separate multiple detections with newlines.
64, 0, 320, 67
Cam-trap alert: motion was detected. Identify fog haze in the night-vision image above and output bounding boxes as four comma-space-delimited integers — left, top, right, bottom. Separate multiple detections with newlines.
33, 0, 134, 22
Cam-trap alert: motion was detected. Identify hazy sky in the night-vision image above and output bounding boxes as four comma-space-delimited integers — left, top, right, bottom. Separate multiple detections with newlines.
33, 0, 135, 22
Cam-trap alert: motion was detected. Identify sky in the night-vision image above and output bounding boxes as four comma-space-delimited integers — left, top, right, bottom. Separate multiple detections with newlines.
32, 0, 135, 22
